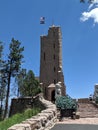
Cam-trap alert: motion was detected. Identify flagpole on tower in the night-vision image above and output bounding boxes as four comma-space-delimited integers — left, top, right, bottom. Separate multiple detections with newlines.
40, 17, 45, 24
40, 16, 46, 35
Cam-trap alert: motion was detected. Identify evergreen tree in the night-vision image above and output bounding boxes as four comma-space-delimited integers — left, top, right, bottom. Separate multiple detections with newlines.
0, 42, 6, 120
3, 38, 24, 118
15, 68, 26, 97
17, 70, 41, 97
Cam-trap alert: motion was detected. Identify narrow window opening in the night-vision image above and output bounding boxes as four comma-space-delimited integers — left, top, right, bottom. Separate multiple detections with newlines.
44, 52, 45, 61
54, 79, 56, 84
54, 67, 56, 72
53, 44, 55, 49
53, 54, 55, 60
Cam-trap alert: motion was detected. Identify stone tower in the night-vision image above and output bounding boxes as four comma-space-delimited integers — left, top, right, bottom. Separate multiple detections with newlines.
40, 25, 66, 101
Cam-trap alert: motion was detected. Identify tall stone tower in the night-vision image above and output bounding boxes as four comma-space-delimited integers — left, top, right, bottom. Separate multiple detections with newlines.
40, 25, 66, 101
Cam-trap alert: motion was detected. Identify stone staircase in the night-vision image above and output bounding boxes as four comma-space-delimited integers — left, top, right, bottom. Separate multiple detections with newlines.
77, 103, 98, 118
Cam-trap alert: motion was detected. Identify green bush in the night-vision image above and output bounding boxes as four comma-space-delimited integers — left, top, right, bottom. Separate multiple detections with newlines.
55, 95, 77, 110
0, 107, 41, 130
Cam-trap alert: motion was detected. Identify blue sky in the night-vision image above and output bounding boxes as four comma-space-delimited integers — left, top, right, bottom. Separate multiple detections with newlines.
0, 0, 98, 98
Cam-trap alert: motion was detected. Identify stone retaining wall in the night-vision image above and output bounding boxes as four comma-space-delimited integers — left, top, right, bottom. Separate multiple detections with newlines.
9, 94, 46, 117
78, 98, 89, 103
8, 96, 57, 130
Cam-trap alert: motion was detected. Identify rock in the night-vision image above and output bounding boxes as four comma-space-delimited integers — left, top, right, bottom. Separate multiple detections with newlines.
8, 123, 31, 130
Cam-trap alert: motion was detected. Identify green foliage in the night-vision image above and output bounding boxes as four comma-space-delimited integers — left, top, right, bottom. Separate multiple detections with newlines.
0, 42, 6, 97
15, 68, 26, 97
7, 38, 24, 76
55, 95, 77, 110
0, 107, 41, 130
17, 70, 42, 97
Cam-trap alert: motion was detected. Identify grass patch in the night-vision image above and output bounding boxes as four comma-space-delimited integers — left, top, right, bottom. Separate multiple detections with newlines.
0, 107, 41, 130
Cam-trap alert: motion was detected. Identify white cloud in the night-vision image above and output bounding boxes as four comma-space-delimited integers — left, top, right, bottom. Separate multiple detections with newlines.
88, 0, 98, 10
80, 8, 98, 24
80, 0, 98, 25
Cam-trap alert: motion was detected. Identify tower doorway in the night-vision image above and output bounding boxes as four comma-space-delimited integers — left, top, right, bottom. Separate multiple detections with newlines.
51, 90, 55, 103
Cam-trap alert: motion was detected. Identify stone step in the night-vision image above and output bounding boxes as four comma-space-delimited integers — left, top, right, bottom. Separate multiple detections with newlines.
79, 114, 98, 118
79, 109, 98, 111
77, 103, 98, 118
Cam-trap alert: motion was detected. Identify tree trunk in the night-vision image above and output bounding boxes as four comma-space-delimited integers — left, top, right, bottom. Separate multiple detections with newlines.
3, 71, 11, 119
0, 98, 3, 117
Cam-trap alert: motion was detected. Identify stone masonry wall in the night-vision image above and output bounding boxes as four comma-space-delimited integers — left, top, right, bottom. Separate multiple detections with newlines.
78, 98, 90, 103
9, 94, 46, 117
8, 96, 57, 130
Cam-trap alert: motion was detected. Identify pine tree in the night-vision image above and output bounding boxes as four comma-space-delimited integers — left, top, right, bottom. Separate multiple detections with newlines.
3, 38, 24, 118
0, 42, 6, 120
15, 68, 26, 97
16, 70, 42, 97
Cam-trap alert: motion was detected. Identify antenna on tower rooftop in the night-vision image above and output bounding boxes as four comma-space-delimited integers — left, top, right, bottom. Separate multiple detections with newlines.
52, 18, 55, 27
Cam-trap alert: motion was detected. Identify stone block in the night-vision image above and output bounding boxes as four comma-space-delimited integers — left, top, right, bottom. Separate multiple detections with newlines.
25, 118, 42, 129
8, 123, 31, 130
22, 120, 37, 130
8, 127, 25, 130
76, 114, 80, 119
